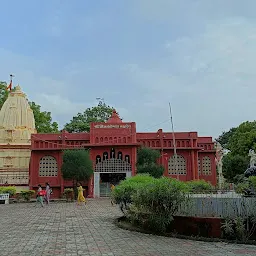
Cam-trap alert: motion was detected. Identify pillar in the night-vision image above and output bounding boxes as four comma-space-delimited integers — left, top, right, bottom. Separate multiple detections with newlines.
94, 172, 100, 198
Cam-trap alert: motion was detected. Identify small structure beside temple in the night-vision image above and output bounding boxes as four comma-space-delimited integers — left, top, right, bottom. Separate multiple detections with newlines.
0, 86, 36, 188
29, 110, 217, 198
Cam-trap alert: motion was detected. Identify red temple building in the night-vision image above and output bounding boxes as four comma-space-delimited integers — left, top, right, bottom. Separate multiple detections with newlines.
29, 110, 217, 198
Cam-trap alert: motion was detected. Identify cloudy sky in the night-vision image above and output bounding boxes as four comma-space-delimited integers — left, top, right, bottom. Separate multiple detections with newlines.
0, 0, 255, 139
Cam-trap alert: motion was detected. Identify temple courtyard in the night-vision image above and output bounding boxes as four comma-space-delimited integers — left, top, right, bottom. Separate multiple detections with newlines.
0, 199, 255, 256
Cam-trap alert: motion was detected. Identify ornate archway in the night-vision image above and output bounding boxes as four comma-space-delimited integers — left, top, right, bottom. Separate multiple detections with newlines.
94, 158, 132, 197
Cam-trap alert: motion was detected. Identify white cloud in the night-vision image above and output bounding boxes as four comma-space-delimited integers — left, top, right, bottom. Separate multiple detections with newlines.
121, 16, 256, 137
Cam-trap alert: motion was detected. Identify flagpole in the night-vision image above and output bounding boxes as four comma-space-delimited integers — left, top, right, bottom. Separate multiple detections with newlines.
7, 74, 14, 91
169, 102, 179, 180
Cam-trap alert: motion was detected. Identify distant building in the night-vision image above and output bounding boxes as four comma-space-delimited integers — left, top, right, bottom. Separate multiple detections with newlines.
30, 110, 217, 198
0, 86, 36, 189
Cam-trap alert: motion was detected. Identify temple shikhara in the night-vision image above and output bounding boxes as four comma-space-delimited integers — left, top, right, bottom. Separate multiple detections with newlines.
0, 86, 37, 189
0, 86, 217, 197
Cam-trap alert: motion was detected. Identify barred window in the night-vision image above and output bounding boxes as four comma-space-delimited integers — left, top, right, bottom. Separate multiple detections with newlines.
39, 156, 58, 177
168, 155, 187, 175
202, 156, 211, 175
95, 158, 131, 173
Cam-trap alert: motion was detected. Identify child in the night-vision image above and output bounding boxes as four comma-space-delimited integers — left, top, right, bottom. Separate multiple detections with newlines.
110, 183, 115, 206
77, 183, 86, 206
44, 182, 51, 204
35, 184, 44, 207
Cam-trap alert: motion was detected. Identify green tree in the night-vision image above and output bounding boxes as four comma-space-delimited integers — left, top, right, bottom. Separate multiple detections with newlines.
226, 121, 256, 156
0, 81, 59, 133
223, 153, 249, 182
216, 127, 237, 149
64, 101, 115, 133
0, 81, 9, 109
216, 121, 256, 183
29, 102, 59, 133
61, 149, 93, 187
136, 147, 165, 178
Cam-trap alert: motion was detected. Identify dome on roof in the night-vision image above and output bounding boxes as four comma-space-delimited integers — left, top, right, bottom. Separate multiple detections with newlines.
106, 109, 122, 123
0, 85, 37, 144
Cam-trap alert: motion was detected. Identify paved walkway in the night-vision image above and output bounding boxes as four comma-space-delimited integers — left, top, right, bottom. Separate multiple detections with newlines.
0, 199, 256, 256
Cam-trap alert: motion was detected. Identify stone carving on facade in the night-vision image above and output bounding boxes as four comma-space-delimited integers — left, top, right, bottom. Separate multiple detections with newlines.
215, 142, 225, 189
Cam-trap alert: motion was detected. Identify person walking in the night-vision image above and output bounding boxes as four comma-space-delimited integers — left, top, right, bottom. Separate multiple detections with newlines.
76, 183, 86, 206
45, 182, 51, 204
110, 183, 115, 206
35, 184, 44, 207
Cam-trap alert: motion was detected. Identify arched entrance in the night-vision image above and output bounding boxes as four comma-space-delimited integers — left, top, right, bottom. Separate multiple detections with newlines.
94, 158, 132, 197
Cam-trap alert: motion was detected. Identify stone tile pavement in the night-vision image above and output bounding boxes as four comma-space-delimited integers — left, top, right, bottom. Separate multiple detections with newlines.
0, 199, 256, 256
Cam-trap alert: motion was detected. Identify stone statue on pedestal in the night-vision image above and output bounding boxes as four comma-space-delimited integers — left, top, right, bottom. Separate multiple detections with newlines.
248, 149, 256, 168
215, 142, 225, 189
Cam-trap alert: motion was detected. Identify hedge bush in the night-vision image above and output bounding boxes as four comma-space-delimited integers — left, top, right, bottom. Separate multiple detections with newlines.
235, 182, 250, 194
127, 177, 188, 232
63, 188, 74, 201
112, 174, 154, 213
113, 175, 189, 232
249, 176, 256, 190
186, 180, 213, 193
235, 177, 256, 194
0, 186, 16, 196
20, 190, 35, 201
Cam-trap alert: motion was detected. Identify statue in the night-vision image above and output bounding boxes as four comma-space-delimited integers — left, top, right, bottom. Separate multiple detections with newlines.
248, 149, 256, 168
215, 142, 225, 189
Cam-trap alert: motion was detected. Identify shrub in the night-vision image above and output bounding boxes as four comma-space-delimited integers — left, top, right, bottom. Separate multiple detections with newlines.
0, 186, 16, 196
20, 190, 35, 201
235, 182, 250, 194
137, 163, 165, 179
127, 177, 188, 232
186, 180, 213, 193
63, 188, 74, 201
112, 174, 155, 213
248, 176, 256, 190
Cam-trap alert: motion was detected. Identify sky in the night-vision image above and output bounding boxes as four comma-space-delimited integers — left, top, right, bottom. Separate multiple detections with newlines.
0, 0, 255, 139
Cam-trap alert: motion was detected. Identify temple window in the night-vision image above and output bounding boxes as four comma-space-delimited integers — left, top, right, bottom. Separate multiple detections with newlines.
202, 156, 211, 175
110, 148, 115, 158
104, 137, 108, 143
168, 155, 187, 175
152, 141, 155, 147
118, 151, 123, 160
125, 155, 130, 163
103, 152, 108, 160
123, 137, 126, 143
100, 137, 103, 143
39, 156, 58, 177
96, 155, 101, 164
95, 137, 99, 143
156, 141, 160, 147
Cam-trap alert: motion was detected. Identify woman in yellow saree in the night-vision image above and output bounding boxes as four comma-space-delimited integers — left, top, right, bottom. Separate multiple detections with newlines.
77, 183, 86, 206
